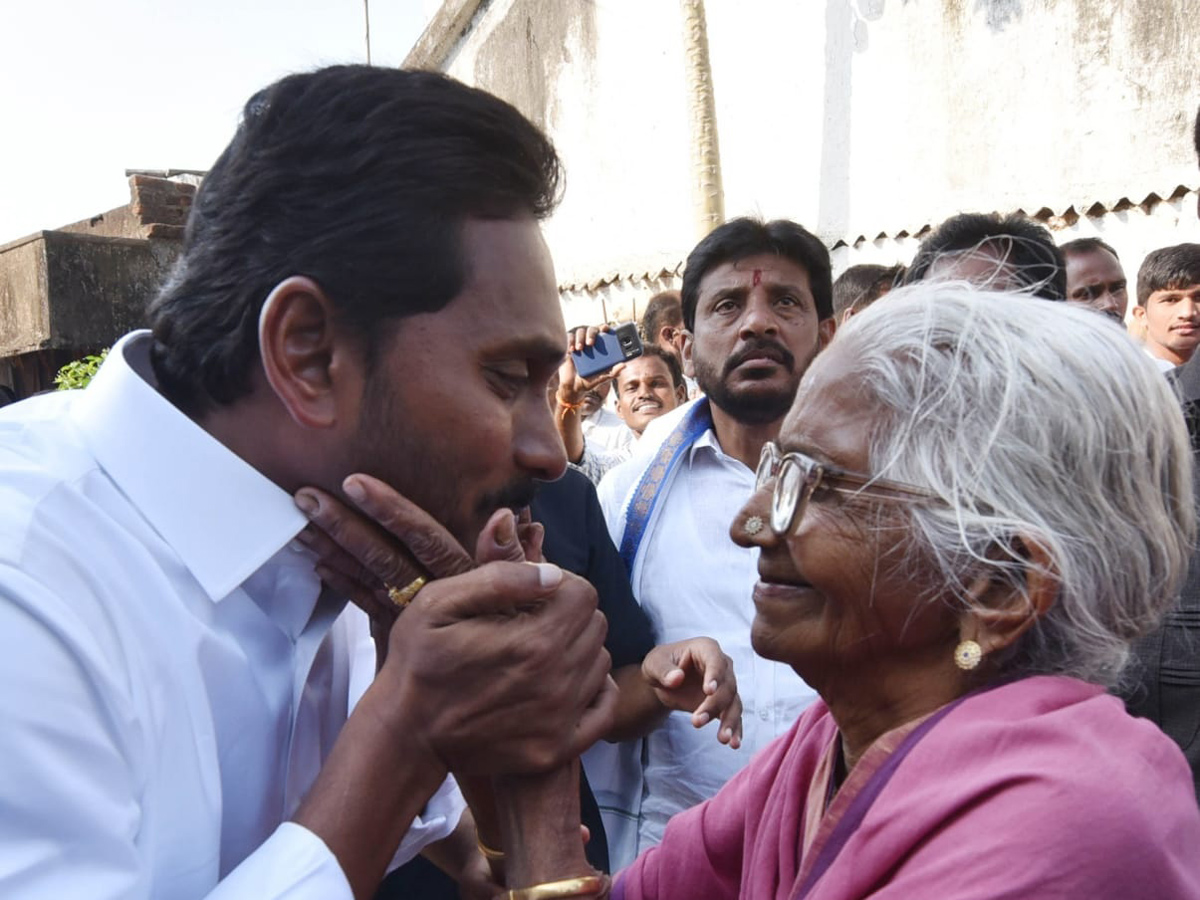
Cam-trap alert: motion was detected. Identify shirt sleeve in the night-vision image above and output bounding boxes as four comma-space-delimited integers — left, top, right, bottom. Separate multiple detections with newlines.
0, 563, 445, 900
206, 824, 352, 899
576, 441, 627, 486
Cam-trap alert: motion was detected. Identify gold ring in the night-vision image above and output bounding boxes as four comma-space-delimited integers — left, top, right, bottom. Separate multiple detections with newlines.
386, 576, 427, 609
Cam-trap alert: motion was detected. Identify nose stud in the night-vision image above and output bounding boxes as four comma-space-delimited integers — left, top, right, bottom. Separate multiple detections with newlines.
744, 515, 765, 536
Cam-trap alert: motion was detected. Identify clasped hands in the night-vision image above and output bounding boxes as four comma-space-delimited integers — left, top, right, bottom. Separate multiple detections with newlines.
296, 474, 742, 756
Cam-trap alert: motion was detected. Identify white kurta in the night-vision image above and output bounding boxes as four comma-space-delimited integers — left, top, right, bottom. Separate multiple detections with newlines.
594, 400, 818, 867
0, 331, 461, 899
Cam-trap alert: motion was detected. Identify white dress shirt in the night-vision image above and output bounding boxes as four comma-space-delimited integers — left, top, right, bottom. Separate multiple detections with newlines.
581, 406, 635, 454
1144, 346, 1180, 372
0, 331, 461, 899
594, 401, 818, 865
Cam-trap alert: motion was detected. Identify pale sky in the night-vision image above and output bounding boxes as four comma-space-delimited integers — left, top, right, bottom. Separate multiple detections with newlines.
0, 0, 438, 241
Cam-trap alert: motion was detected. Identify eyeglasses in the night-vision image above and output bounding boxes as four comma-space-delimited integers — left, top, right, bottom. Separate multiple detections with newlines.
755, 441, 943, 535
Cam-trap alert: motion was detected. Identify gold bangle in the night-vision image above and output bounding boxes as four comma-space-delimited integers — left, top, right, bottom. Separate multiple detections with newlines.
476, 833, 506, 861
507, 875, 605, 900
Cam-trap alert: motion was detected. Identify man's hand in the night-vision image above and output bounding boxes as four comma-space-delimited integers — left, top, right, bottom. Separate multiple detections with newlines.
555, 325, 626, 464
558, 324, 626, 406
643, 638, 743, 748
295, 474, 617, 774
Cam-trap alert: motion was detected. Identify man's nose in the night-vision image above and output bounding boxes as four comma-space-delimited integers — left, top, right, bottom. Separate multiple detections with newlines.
738, 295, 779, 337
519, 402, 568, 481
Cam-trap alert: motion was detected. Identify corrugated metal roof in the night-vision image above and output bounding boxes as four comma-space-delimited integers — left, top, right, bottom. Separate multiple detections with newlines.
559, 184, 1199, 289
829, 184, 1198, 249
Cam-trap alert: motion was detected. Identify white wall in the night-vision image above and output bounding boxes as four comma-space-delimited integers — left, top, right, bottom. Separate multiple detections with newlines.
423, 0, 1200, 315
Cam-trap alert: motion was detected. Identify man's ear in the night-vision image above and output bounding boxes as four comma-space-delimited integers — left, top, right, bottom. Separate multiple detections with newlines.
658, 325, 677, 351
818, 317, 837, 350
258, 276, 352, 430
959, 533, 1059, 658
1130, 304, 1146, 324
681, 330, 696, 379
675, 383, 688, 404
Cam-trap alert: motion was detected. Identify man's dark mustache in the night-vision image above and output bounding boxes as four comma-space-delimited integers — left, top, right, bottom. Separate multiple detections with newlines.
722, 339, 796, 376
482, 478, 538, 514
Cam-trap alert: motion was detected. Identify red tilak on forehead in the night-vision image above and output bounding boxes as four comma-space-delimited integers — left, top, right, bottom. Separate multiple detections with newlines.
752, 269, 762, 287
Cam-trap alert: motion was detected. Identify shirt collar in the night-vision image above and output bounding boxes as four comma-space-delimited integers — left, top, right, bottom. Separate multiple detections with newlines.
70, 331, 309, 602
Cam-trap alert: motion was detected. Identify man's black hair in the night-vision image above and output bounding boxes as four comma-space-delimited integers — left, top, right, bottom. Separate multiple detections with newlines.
832, 263, 903, 318
1059, 237, 1120, 261
1136, 243, 1200, 307
620, 343, 685, 392
903, 212, 1067, 301
147, 66, 562, 415
640, 291, 682, 343
680, 218, 833, 331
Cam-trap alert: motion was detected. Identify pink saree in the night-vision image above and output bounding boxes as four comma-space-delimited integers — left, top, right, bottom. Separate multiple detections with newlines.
613, 676, 1200, 899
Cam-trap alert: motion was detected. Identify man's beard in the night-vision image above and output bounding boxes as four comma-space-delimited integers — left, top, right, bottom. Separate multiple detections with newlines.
350, 376, 538, 553
694, 335, 816, 426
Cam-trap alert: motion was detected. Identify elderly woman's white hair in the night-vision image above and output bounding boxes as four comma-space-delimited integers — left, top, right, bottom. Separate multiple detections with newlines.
821, 284, 1195, 686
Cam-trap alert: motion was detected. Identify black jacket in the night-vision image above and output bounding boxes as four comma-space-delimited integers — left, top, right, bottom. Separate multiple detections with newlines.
1121, 355, 1200, 802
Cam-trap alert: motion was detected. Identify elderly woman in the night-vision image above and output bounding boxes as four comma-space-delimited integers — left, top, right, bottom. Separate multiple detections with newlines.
612, 285, 1200, 899
299, 284, 1200, 900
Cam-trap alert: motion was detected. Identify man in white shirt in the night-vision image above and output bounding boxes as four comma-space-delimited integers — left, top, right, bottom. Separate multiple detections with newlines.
1131, 243, 1200, 372
0, 66, 615, 899
593, 218, 836, 863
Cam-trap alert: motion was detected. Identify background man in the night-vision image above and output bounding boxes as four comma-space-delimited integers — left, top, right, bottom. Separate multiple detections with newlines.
903, 212, 1067, 300
0, 66, 616, 899
592, 217, 834, 865
556, 341, 687, 484
831, 262, 902, 324
1060, 237, 1129, 322
1132, 243, 1200, 371
612, 346, 687, 438
1125, 108, 1200, 802
640, 290, 686, 361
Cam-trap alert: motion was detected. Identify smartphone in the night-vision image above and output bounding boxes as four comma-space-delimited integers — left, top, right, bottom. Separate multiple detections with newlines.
571, 322, 644, 378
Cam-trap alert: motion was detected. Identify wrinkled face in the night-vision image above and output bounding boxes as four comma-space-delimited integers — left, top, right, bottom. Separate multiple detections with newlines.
613, 355, 685, 435
1065, 249, 1128, 321
350, 217, 568, 550
1134, 282, 1200, 366
688, 254, 832, 426
731, 348, 958, 689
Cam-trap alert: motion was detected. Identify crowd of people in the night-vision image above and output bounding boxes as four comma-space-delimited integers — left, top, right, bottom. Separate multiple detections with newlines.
0, 64, 1199, 900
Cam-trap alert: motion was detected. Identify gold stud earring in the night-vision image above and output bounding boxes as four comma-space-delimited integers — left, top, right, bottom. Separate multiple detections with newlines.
954, 640, 983, 670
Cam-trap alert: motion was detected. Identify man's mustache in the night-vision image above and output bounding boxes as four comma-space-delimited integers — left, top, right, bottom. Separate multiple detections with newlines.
723, 338, 796, 376
482, 478, 538, 515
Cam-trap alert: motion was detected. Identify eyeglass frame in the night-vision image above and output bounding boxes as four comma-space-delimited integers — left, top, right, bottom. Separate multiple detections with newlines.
754, 441, 944, 535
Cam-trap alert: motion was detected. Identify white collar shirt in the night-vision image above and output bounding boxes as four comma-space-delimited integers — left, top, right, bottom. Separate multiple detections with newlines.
595, 412, 818, 860
0, 331, 459, 899
581, 406, 636, 454
1145, 346, 1180, 372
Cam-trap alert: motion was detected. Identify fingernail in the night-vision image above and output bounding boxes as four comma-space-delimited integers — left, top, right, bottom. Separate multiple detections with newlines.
496, 511, 517, 547
695, 712, 711, 727
532, 562, 562, 588
343, 478, 365, 502
295, 491, 319, 515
